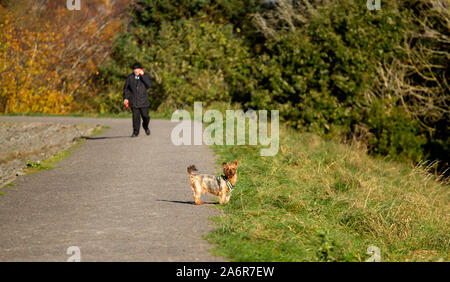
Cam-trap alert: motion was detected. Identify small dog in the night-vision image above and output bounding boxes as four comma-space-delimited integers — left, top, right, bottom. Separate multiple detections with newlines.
187, 160, 238, 205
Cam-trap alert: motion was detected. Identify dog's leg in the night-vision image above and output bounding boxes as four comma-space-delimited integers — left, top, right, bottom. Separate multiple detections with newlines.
193, 183, 203, 205
224, 193, 231, 204
218, 191, 226, 205
190, 176, 203, 205
194, 193, 203, 205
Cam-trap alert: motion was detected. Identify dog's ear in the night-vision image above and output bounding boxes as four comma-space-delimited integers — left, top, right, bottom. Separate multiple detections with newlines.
222, 162, 228, 168
232, 159, 238, 166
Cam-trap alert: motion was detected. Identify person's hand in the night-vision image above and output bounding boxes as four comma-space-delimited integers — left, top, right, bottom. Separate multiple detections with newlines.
138, 69, 144, 76
124, 99, 129, 108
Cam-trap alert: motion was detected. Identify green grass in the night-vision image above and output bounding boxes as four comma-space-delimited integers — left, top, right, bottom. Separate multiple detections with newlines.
0, 183, 14, 196
206, 125, 449, 262
24, 147, 77, 174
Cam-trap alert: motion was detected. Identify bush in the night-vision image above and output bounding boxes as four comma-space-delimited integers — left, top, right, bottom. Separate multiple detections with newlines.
251, 0, 448, 167
97, 0, 448, 171
100, 17, 255, 112
251, 1, 409, 126
364, 100, 426, 162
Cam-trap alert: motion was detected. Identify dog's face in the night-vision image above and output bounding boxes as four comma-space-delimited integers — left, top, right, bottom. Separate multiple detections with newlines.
222, 160, 238, 178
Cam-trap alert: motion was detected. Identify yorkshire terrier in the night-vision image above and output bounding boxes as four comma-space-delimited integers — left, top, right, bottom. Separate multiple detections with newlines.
187, 160, 238, 205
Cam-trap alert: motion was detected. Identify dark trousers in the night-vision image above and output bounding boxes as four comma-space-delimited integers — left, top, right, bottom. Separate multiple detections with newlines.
131, 107, 150, 134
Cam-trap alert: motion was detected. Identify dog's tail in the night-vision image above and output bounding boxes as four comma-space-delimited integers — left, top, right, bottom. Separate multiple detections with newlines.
187, 165, 198, 175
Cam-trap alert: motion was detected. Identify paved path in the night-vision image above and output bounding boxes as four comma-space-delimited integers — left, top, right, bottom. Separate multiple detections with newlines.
0, 116, 224, 261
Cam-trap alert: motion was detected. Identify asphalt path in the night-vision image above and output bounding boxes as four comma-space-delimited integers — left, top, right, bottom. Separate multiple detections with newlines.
0, 116, 224, 261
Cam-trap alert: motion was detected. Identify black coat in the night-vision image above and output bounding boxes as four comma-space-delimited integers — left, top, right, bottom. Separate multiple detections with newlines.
123, 73, 152, 108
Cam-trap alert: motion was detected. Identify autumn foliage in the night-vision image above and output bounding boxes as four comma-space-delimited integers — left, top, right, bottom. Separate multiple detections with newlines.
0, 0, 125, 113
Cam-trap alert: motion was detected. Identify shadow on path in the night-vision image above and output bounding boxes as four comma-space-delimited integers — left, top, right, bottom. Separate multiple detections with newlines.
82, 135, 130, 140
156, 199, 218, 206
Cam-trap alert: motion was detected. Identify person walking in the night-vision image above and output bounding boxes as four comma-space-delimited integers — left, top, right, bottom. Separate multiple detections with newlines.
123, 62, 152, 137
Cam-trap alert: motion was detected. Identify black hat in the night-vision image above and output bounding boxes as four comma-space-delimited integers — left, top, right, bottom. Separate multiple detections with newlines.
132, 62, 143, 69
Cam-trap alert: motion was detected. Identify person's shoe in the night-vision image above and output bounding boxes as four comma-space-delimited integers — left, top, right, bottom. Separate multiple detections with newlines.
145, 128, 151, 136
131, 133, 139, 137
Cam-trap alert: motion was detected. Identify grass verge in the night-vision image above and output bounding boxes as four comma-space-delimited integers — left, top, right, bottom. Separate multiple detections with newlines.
0, 183, 14, 196
206, 125, 449, 262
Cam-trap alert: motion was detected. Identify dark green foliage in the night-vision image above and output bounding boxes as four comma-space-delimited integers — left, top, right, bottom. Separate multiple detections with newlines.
97, 0, 448, 171
103, 18, 255, 111
364, 100, 427, 162
249, 1, 418, 153
131, 0, 266, 26
248, 0, 447, 167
